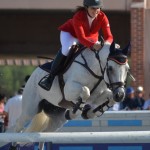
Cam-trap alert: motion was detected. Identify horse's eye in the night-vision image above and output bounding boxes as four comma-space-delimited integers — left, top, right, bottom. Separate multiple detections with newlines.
108, 66, 113, 71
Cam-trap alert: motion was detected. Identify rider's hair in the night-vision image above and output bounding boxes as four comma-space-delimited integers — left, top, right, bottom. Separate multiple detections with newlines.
73, 6, 87, 13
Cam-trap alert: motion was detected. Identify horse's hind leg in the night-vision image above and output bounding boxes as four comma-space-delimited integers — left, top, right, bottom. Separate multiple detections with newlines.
23, 110, 50, 132
14, 113, 31, 132
15, 94, 41, 133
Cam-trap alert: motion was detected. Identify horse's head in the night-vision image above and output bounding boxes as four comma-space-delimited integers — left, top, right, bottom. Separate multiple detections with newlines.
104, 42, 133, 102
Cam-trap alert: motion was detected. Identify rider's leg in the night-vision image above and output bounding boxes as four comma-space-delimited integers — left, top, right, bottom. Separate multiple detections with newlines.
39, 50, 67, 90
39, 31, 78, 91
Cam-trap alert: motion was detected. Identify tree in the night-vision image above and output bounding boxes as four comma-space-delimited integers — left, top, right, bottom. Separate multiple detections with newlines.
0, 66, 35, 98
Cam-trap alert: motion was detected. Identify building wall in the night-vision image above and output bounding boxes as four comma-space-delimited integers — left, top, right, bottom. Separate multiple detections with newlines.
131, 0, 145, 90
130, 0, 150, 98
0, 10, 130, 57
0, 0, 132, 11
144, 9, 150, 98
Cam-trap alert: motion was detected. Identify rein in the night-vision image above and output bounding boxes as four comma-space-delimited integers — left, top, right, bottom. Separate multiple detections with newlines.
58, 45, 132, 106
74, 49, 104, 95
74, 48, 129, 94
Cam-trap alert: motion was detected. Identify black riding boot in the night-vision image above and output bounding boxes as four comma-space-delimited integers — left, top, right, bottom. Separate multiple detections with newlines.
39, 50, 67, 91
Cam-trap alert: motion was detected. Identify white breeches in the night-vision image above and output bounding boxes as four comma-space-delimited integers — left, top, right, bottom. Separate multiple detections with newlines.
60, 31, 79, 56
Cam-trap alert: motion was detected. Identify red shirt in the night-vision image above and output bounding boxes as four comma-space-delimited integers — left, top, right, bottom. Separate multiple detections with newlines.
58, 10, 113, 48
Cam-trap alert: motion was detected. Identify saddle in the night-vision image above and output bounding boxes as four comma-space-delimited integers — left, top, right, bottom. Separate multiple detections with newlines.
39, 44, 85, 74
39, 44, 86, 108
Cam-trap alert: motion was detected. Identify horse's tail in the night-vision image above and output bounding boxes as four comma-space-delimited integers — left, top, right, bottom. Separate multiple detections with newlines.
21, 99, 50, 132
23, 110, 50, 132
38, 99, 47, 113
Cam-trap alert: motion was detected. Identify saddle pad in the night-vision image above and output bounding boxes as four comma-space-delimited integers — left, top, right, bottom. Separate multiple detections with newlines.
39, 61, 53, 73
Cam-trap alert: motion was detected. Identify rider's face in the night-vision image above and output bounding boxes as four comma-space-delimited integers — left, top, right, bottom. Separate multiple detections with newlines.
87, 7, 100, 18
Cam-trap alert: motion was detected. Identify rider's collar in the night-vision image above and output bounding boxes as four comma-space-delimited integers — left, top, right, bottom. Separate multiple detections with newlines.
86, 11, 96, 19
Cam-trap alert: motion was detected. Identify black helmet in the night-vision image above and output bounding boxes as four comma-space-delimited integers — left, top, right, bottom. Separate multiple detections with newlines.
83, 0, 103, 8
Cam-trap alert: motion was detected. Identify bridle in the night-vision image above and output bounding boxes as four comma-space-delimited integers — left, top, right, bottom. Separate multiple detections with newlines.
70, 45, 135, 115
74, 46, 135, 94
74, 48, 126, 94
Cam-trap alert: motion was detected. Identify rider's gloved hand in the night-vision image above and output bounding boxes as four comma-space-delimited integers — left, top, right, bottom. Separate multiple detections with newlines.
92, 43, 102, 51
115, 43, 120, 49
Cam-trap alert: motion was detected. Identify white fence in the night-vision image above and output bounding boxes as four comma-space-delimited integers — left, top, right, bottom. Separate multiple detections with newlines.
0, 131, 150, 143
60, 111, 150, 132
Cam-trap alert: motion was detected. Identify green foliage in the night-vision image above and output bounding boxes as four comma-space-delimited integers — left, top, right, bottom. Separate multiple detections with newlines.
0, 66, 35, 97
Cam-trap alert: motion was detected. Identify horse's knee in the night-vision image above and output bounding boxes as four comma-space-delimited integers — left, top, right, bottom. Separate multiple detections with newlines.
64, 82, 90, 102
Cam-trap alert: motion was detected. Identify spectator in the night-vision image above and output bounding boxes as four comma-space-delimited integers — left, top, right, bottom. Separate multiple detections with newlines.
135, 86, 145, 110
111, 102, 121, 111
4, 87, 23, 129
0, 94, 6, 132
143, 94, 150, 110
122, 87, 139, 110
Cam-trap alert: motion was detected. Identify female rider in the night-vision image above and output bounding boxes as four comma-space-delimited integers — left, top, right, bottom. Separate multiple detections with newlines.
39, 0, 113, 90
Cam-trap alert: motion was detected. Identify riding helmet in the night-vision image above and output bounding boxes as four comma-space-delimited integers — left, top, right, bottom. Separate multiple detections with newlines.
126, 87, 134, 95
83, 0, 103, 8
137, 86, 143, 93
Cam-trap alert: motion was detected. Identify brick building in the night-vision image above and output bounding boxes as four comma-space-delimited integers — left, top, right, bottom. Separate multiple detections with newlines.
0, 0, 150, 98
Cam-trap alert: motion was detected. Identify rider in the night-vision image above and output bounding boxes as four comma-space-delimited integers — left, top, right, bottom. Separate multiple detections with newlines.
39, 0, 113, 91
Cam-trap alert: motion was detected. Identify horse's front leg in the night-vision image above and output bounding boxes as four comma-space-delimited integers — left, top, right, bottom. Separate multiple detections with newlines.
82, 89, 115, 119
64, 81, 90, 120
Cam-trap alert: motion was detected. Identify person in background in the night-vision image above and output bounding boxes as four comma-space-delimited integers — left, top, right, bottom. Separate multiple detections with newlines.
121, 87, 139, 110
110, 102, 121, 111
39, 0, 114, 91
135, 86, 145, 110
4, 87, 23, 130
143, 94, 150, 110
0, 94, 6, 132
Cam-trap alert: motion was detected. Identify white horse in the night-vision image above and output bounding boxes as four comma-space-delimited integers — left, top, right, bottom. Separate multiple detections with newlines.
6, 43, 130, 132
2, 42, 133, 149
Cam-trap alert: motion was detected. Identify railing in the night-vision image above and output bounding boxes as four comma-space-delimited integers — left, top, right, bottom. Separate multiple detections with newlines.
0, 131, 150, 143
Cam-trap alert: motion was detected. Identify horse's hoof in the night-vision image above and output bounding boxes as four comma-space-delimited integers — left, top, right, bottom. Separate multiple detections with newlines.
65, 110, 72, 120
81, 104, 91, 119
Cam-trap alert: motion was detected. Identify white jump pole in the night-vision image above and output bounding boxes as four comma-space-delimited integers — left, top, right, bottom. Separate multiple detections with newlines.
0, 131, 150, 144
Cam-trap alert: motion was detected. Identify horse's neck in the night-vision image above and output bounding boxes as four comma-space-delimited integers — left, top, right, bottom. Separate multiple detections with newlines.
99, 44, 110, 67
64, 44, 110, 80
73, 44, 110, 74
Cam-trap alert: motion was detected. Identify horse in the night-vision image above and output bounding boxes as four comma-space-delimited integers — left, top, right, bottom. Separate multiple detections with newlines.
2, 42, 134, 149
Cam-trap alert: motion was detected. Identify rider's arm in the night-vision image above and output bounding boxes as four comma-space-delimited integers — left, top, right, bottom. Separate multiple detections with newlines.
101, 14, 113, 44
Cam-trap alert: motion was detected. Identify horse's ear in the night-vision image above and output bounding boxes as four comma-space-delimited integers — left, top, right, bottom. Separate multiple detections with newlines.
122, 42, 131, 56
110, 41, 116, 54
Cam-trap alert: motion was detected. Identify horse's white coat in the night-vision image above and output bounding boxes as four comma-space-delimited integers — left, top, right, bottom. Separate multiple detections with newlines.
6, 43, 129, 135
